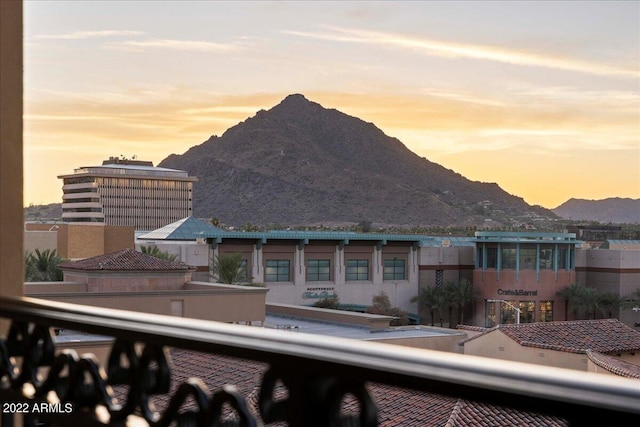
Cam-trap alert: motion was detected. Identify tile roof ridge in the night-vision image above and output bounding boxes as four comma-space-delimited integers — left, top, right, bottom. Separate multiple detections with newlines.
458, 325, 500, 346
586, 350, 640, 379
445, 399, 466, 427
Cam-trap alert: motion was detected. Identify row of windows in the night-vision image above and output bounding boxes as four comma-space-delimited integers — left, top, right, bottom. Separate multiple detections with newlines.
97, 177, 193, 190
478, 246, 573, 270
64, 177, 96, 185
62, 207, 103, 213
262, 259, 407, 282
62, 198, 100, 203
485, 300, 553, 327
64, 187, 98, 194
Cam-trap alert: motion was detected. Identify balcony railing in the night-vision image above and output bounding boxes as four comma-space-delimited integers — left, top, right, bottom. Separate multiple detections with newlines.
1, 296, 639, 426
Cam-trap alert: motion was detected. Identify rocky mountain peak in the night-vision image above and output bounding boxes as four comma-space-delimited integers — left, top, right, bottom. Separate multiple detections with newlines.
159, 95, 556, 227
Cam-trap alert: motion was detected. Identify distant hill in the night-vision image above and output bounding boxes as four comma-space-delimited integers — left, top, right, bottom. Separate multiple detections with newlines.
24, 203, 62, 221
159, 94, 556, 227
553, 198, 640, 224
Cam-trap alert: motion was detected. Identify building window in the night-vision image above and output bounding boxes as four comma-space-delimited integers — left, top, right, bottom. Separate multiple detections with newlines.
501, 246, 517, 269
485, 301, 497, 328
486, 247, 498, 268
557, 247, 574, 270
540, 246, 553, 269
539, 301, 553, 322
519, 248, 536, 270
519, 301, 535, 323
501, 300, 518, 324
346, 259, 369, 281
265, 259, 290, 282
307, 259, 330, 281
383, 258, 405, 280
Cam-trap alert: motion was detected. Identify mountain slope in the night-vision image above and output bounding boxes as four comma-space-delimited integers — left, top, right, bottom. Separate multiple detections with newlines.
160, 94, 555, 226
553, 198, 640, 224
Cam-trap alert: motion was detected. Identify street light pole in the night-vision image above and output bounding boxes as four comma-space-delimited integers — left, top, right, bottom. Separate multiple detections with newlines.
487, 299, 521, 324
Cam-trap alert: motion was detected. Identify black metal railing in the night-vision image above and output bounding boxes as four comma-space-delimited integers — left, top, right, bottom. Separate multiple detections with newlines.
1, 296, 639, 426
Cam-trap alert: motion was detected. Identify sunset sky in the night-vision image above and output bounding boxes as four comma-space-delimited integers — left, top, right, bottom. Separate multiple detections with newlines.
23, 1, 639, 209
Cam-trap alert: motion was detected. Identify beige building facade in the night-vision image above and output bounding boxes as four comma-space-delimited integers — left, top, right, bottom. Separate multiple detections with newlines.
25, 222, 135, 259
58, 157, 197, 230
462, 320, 640, 374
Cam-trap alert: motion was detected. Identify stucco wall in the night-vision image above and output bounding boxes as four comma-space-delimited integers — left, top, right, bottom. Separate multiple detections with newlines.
370, 331, 466, 353
28, 283, 267, 324
104, 225, 135, 253
62, 271, 193, 292
266, 302, 394, 330
463, 330, 589, 371
24, 231, 58, 253
472, 268, 575, 325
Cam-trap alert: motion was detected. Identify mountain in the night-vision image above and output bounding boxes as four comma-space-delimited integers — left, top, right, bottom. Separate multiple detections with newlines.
159, 94, 556, 227
553, 198, 640, 224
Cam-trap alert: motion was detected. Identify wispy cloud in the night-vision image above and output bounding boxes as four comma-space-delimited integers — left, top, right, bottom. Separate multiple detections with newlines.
104, 38, 245, 53
33, 30, 145, 40
285, 27, 638, 79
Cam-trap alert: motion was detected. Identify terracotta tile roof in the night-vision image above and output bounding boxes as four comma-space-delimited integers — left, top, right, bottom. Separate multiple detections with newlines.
461, 319, 640, 354
59, 248, 194, 271
587, 350, 640, 379
446, 399, 567, 427
126, 348, 566, 426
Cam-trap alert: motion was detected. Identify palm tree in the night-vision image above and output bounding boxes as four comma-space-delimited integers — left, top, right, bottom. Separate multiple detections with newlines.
25, 249, 63, 281
599, 291, 622, 318
556, 283, 583, 320
212, 253, 248, 284
412, 286, 442, 326
445, 278, 478, 325
576, 287, 601, 320
140, 245, 178, 261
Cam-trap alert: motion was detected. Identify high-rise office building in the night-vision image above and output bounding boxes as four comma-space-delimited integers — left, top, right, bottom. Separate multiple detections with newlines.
58, 157, 198, 230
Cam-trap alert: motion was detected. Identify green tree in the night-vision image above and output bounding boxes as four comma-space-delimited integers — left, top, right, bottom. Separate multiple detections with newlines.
599, 291, 622, 318
212, 253, 249, 284
622, 288, 640, 310
366, 291, 409, 326
25, 249, 64, 281
558, 285, 612, 320
576, 287, 601, 320
412, 286, 446, 326
556, 283, 583, 320
140, 245, 178, 261
444, 278, 478, 325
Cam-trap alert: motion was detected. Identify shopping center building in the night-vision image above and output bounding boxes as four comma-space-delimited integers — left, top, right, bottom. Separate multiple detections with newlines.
473, 231, 578, 326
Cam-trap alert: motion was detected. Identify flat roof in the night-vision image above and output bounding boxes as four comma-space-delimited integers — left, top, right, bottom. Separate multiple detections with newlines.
203, 229, 475, 247
474, 231, 577, 244
264, 313, 461, 341
58, 163, 197, 180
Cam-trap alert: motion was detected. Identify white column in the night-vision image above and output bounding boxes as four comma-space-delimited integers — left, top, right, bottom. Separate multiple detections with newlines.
408, 245, 418, 286
335, 243, 345, 285
252, 242, 264, 283
372, 243, 383, 285
294, 242, 305, 285
209, 242, 219, 282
